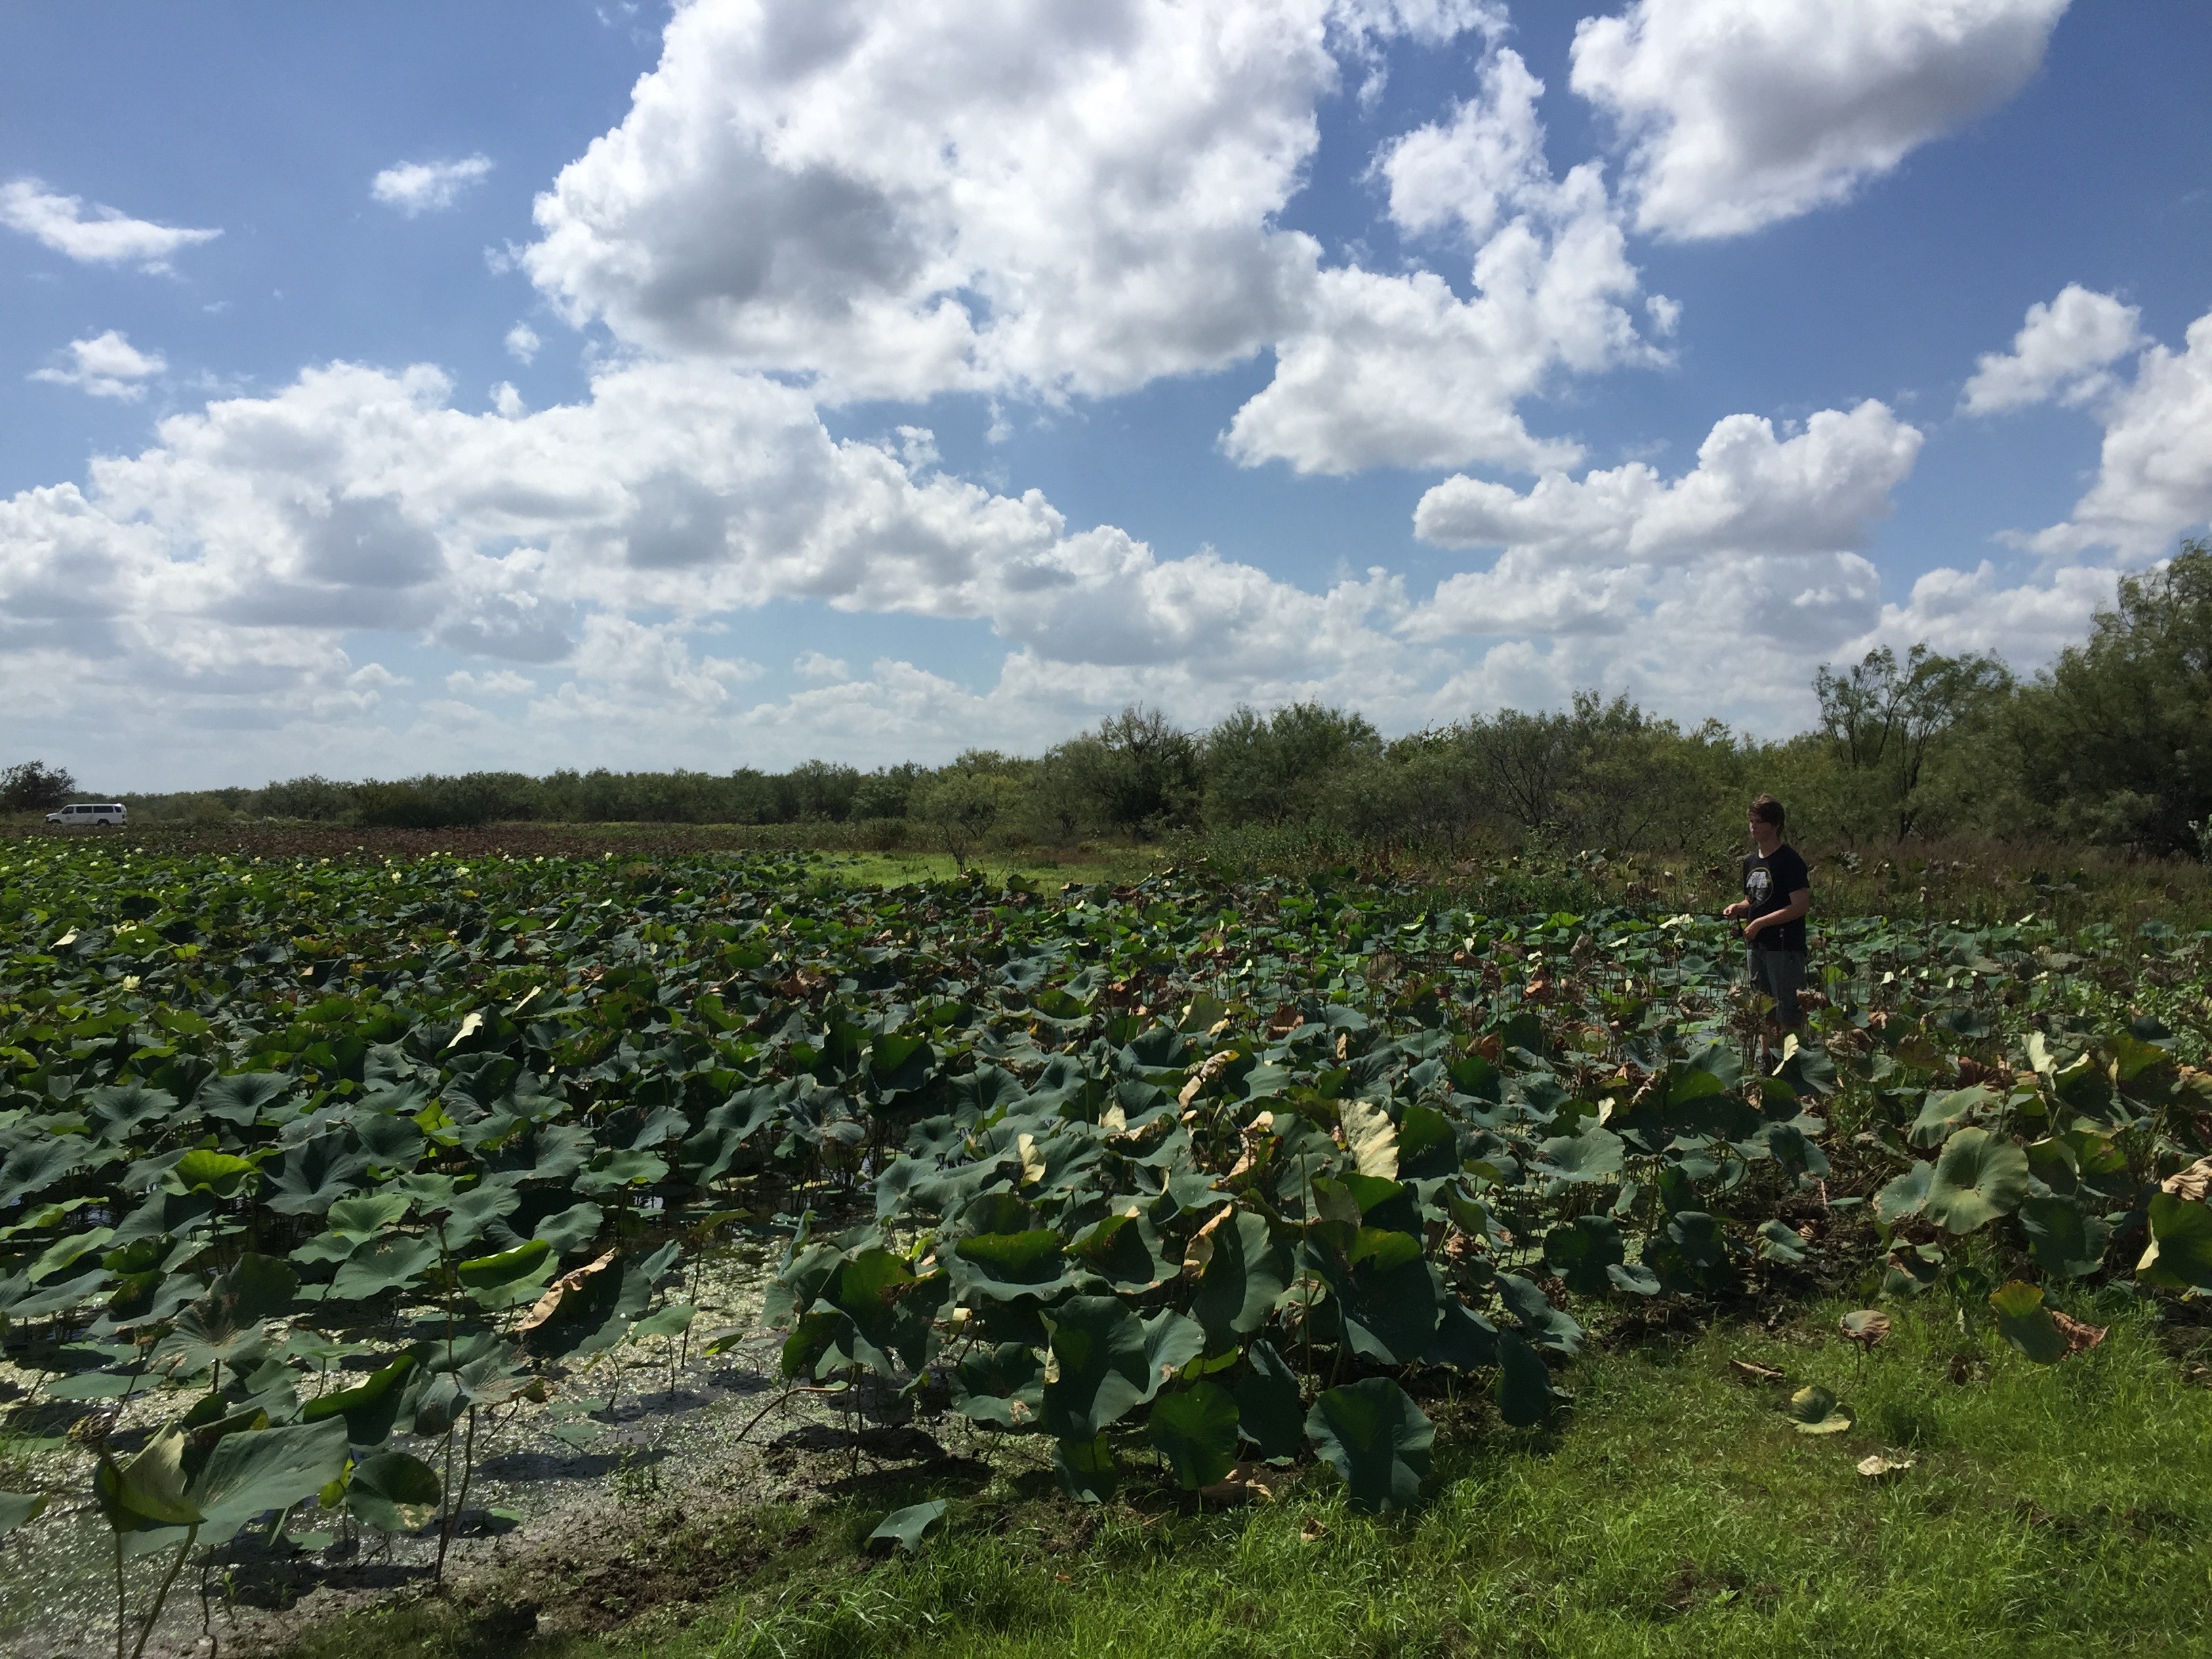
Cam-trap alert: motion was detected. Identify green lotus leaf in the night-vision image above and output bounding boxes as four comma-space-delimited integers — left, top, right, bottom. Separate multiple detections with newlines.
575, 1148, 668, 1196
1068, 1210, 1166, 1290
89, 1084, 178, 1143
951, 1342, 1044, 1428
1786, 1385, 1854, 1435
1190, 1210, 1289, 1347
1910, 1086, 1994, 1149
1544, 1214, 1628, 1296
353, 1111, 427, 1171
325, 1192, 412, 1241
1925, 1129, 2030, 1233
302, 1353, 416, 1448
867, 1498, 947, 1552
825, 1248, 945, 1374
346, 1450, 443, 1534
165, 1149, 259, 1198
2137, 1192, 2212, 1291
1536, 1124, 1625, 1183
1332, 1231, 1441, 1365
632, 1301, 697, 1341
196, 1074, 292, 1127
1756, 1219, 1809, 1263
266, 1138, 370, 1217
1233, 1338, 1306, 1458
101, 1427, 203, 1527
0, 1137, 91, 1208
0, 1490, 49, 1538
1422, 1296, 1504, 1368
1496, 1271, 1582, 1356
1053, 1433, 1117, 1502
1645, 1210, 1734, 1295
1495, 1327, 1568, 1427
532, 1202, 605, 1255
330, 1235, 441, 1302
1305, 1377, 1433, 1512
427, 1182, 524, 1252
1988, 1280, 2066, 1364
1875, 1163, 1933, 1227
1395, 1100, 1459, 1179
1041, 1296, 1151, 1440
191, 1418, 348, 1528
1149, 1381, 1240, 1490
2018, 1195, 2110, 1279
953, 1229, 1071, 1301
458, 1238, 556, 1309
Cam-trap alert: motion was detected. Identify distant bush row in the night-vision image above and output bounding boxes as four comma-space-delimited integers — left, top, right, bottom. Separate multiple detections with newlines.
16, 541, 2212, 862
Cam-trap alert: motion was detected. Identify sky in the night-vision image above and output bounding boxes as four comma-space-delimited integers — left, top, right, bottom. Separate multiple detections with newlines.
3, 0, 2210, 790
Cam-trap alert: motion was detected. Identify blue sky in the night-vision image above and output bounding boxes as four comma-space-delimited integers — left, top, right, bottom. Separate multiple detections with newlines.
4, 0, 2209, 788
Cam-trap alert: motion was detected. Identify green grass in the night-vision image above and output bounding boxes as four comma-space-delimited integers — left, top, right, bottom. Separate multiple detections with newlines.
280, 1293, 2212, 1659
825, 849, 1158, 888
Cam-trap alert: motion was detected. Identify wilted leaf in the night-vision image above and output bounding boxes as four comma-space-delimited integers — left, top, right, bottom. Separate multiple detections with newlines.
1786, 1385, 1853, 1435
1338, 1097, 1399, 1180
1839, 1310, 1891, 1351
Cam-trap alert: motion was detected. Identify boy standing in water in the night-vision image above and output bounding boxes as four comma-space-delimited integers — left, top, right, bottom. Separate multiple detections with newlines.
1723, 794, 1810, 1044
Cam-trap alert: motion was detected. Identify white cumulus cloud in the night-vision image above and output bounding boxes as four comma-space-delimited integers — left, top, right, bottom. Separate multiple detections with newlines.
1375, 46, 1549, 244
445, 668, 537, 696
31, 331, 168, 401
1570, 0, 2070, 240
504, 322, 541, 364
1225, 46, 1659, 474
793, 650, 850, 682
1961, 283, 2146, 414
2027, 304, 2212, 558
372, 155, 495, 216
1406, 401, 1924, 680
0, 178, 220, 270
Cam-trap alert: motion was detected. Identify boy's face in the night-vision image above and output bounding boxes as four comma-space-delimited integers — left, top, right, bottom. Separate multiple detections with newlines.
1748, 813, 1779, 850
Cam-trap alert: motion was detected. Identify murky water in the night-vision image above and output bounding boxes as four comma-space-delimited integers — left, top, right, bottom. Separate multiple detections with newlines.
0, 1240, 907, 1658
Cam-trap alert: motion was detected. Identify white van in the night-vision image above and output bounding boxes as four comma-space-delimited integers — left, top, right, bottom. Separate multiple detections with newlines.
46, 802, 127, 827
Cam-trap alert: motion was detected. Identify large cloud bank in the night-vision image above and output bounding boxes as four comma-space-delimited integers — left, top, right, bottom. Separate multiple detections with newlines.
3, 0, 2184, 782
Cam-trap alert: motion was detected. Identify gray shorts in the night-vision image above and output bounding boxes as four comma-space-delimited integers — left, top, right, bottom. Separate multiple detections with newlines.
1746, 948, 1807, 1026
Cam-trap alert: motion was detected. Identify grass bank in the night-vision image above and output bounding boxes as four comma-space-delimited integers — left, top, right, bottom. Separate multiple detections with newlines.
271, 1292, 2212, 1659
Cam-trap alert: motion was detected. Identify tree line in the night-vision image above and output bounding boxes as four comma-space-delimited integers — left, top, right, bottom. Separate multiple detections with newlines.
12, 540, 2211, 862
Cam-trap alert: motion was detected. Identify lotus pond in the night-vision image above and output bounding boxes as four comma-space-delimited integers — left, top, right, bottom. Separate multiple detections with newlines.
2, 844, 2209, 1655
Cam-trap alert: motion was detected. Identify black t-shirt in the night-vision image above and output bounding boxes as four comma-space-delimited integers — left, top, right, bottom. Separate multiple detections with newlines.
1742, 844, 1809, 951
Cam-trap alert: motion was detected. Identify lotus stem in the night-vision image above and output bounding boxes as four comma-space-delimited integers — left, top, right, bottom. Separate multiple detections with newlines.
129, 1523, 197, 1659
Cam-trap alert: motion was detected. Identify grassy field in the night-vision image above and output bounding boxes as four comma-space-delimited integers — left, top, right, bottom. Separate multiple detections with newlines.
270, 1291, 2212, 1659
6, 832, 2208, 1659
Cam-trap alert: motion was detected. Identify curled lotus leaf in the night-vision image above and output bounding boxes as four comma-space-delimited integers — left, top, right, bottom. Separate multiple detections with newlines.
1786, 1385, 1854, 1435
1839, 1310, 1891, 1351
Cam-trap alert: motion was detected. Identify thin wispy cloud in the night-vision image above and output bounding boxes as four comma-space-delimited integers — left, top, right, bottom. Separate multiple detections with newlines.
30, 330, 167, 399
0, 178, 220, 270
371, 154, 494, 216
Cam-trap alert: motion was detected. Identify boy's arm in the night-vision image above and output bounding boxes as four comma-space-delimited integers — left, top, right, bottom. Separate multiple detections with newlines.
1744, 887, 1811, 938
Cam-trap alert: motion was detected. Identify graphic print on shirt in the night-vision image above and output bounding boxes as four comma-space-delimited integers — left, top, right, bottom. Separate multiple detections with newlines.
1745, 867, 1772, 907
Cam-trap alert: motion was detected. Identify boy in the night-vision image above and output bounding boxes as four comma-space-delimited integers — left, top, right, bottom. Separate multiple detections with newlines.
1722, 794, 1810, 1043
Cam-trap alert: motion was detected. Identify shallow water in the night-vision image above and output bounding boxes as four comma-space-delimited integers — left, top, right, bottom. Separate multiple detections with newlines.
0, 1238, 912, 1658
